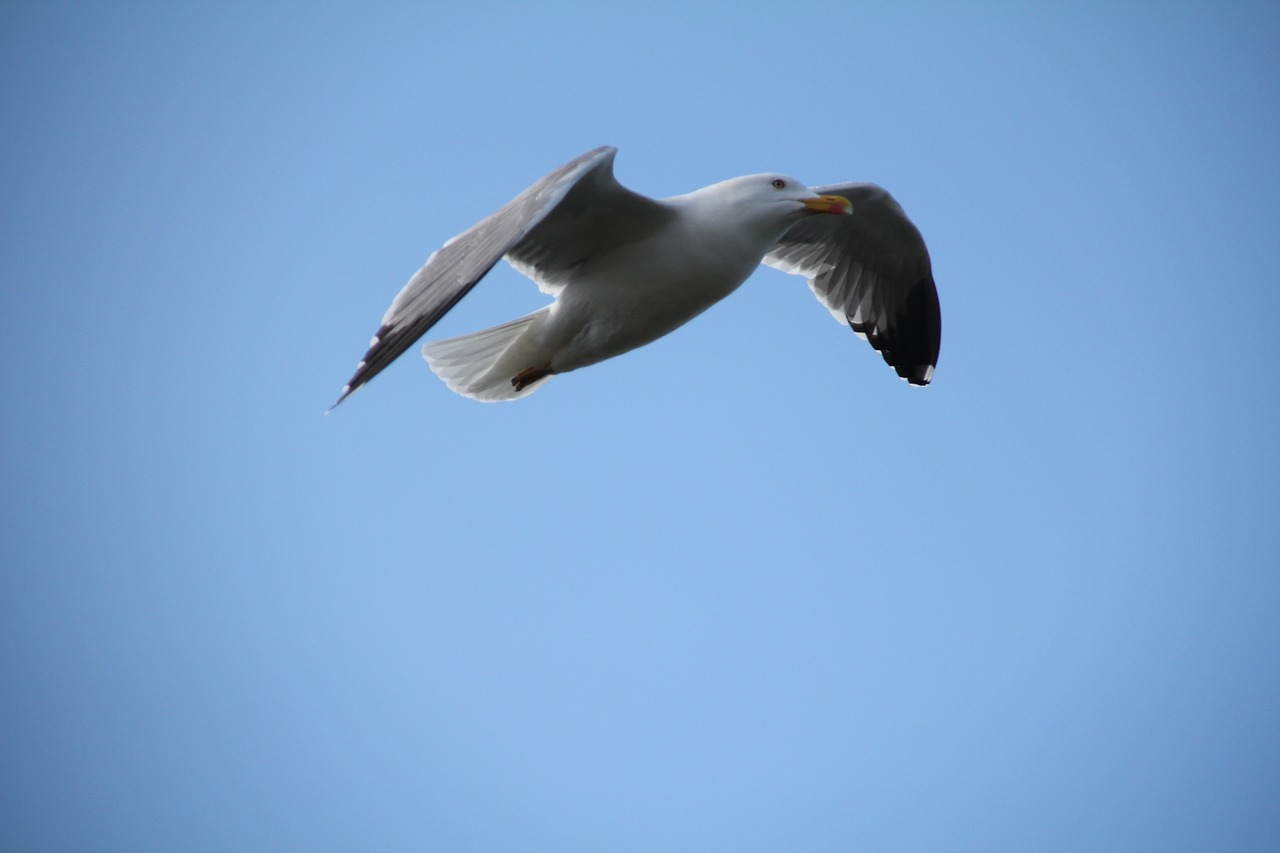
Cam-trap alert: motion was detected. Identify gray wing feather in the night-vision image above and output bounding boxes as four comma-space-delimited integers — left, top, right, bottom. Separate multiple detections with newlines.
334, 146, 672, 406
764, 182, 941, 385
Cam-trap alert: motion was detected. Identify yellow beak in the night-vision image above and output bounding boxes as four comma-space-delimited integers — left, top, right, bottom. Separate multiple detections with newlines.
801, 195, 852, 215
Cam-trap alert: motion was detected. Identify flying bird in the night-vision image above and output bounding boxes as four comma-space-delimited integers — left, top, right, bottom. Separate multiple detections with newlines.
334, 146, 940, 405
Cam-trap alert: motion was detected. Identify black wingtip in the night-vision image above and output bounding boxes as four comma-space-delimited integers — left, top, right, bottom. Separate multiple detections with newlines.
900, 364, 935, 386
326, 384, 356, 414
868, 274, 940, 387
905, 276, 941, 385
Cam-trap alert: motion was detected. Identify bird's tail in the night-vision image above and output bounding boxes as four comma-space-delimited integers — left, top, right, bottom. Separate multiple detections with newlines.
421, 308, 553, 402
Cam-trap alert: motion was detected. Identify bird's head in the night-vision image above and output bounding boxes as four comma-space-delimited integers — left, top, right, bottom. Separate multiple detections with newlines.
699, 173, 851, 223
673, 173, 852, 248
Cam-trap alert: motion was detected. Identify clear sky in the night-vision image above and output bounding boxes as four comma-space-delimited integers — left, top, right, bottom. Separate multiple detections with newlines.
2, 2, 1278, 851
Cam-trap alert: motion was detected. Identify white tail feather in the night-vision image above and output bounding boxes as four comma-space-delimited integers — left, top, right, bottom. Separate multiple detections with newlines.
421, 308, 553, 401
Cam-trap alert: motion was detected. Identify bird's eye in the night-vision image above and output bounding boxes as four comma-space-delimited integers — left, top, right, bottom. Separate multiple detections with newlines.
771, 178, 786, 189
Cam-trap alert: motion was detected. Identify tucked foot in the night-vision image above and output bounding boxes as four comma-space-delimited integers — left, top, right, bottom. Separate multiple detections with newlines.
511, 365, 555, 392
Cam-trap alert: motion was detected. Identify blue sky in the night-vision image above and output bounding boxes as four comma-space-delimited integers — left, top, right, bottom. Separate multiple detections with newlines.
2, 2, 1278, 851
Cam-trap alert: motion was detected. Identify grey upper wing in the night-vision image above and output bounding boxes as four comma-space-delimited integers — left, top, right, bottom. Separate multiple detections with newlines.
333, 146, 673, 407
764, 182, 941, 386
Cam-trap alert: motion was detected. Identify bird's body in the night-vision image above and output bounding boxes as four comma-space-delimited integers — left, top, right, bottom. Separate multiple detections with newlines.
525, 182, 796, 369
335, 147, 940, 406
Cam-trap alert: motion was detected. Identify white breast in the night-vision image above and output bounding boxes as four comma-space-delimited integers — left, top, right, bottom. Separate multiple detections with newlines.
544, 209, 771, 373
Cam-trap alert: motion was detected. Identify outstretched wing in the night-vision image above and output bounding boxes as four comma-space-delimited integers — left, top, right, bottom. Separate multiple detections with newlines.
764, 183, 941, 386
333, 146, 673, 407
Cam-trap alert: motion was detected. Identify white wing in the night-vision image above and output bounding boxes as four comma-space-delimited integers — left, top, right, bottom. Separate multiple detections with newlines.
765, 183, 941, 385
334, 146, 674, 406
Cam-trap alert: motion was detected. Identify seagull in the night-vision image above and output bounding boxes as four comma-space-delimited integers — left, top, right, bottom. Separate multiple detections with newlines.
333, 146, 940, 405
